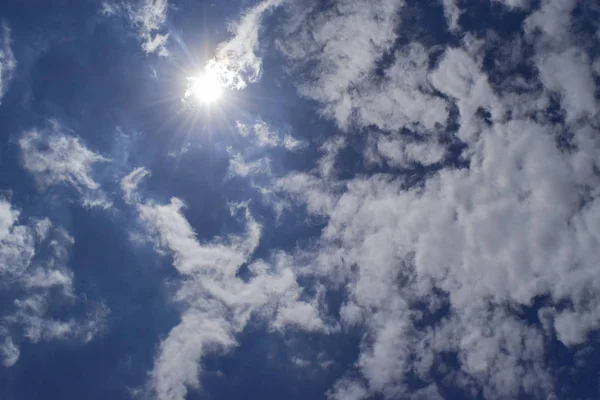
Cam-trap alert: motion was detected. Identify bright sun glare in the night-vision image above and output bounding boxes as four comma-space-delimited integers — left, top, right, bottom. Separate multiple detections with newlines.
187, 70, 224, 105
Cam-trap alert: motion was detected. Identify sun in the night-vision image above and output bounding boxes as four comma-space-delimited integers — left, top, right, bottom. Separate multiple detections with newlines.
186, 70, 224, 105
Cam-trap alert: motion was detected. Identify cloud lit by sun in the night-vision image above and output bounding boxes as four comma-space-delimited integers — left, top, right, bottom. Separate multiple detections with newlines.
183, 55, 254, 108
184, 64, 227, 106
185, 70, 223, 105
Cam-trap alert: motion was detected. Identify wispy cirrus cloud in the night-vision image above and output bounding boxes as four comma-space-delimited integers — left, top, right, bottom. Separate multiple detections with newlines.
0, 22, 16, 102
119, 170, 331, 400
18, 121, 111, 208
121, 166, 151, 204
101, 0, 170, 55
207, 0, 285, 90
0, 199, 108, 367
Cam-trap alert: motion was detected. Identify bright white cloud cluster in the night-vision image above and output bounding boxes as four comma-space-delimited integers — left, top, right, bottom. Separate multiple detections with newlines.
208, 0, 600, 398
0, 200, 108, 367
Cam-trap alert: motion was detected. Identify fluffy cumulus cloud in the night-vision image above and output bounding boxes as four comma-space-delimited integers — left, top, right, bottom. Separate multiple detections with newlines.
101, 0, 170, 55
0, 199, 108, 367
204, 0, 600, 398
276, 0, 405, 130
19, 121, 111, 207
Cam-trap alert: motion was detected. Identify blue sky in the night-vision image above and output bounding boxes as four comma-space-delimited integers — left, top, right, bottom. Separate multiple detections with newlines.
0, 0, 600, 399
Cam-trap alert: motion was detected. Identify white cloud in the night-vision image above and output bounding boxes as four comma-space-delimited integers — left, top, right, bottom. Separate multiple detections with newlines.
101, 0, 170, 55
317, 136, 346, 179
253, 121, 280, 147
243, 120, 279, 147
327, 378, 369, 400
129, 196, 331, 399
94, 0, 600, 398
207, 0, 284, 90
277, 0, 405, 130
253, 2, 600, 394
536, 47, 598, 123
0, 22, 16, 102
282, 134, 306, 151
0, 200, 108, 367
366, 134, 446, 168
274, 113, 600, 397
227, 150, 271, 178
19, 122, 111, 207
235, 120, 305, 150
354, 43, 449, 132
430, 46, 500, 143
495, 0, 531, 9
442, 0, 462, 32
0, 336, 19, 367
121, 167, 151, 204
524, 0, 576, 46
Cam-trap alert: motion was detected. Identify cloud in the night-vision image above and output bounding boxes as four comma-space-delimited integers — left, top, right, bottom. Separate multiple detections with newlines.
0, 336, 19, 367
236, 1, 600, 397
327, 378, 369, 400
101, 0, 600, 398
441, 0, 462, 32
101, 0, 169, 55
227, 150, 271, 178
0, 22, 16, 102
19, 121, 111, 207
273, 111, 600, 398
121, 167, 151, 204
524, 0, 576, 46
126, 195, 331, 399
276, 0, 405, 130
235, 120, 306, 151
536, 47, 597, 123
354, 43, 449, 133
282, 134, 306, 151
0, 199, 108, 367
429, 45, 500, 143
206, 0, 284, 90
366, 133, 447, 168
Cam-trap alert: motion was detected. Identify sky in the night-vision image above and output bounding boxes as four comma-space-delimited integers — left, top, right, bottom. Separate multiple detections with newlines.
0, 0, 599, 399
